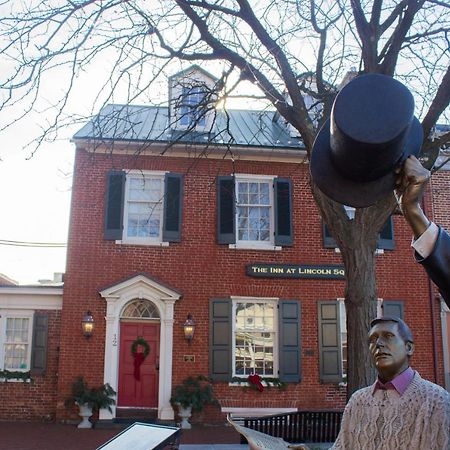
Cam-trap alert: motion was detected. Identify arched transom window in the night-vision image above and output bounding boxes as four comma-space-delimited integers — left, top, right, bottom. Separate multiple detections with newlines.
121, 299, 160, 319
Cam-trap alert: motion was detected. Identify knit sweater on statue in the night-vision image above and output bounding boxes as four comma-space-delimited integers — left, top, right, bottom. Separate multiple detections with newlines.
331, 372, 450, 450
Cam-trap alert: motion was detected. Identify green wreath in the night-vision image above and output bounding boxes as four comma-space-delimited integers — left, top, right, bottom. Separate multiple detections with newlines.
131, 336, 150, 358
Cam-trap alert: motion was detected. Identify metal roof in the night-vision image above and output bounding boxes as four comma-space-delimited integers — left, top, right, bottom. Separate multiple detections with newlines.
73, 104, 304, 150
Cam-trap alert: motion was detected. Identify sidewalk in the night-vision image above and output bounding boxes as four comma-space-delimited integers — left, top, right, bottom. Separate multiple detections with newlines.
0, 421, 243, 450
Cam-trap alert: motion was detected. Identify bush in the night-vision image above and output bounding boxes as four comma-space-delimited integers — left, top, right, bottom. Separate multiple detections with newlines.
65, 376, 116, 413
170, 375, 219, 412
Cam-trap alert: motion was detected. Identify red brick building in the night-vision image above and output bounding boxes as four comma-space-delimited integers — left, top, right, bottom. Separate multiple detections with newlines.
1, 66, 448, 424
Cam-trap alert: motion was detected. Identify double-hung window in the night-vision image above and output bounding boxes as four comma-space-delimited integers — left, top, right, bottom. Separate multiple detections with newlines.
104, 170, 183, 244
217, 175, 293, 249
236, 178, 272, 245
179, 86, 207, 128
124, 173, 164, 243
0, 312, 33, 372
233, 298, 277, 377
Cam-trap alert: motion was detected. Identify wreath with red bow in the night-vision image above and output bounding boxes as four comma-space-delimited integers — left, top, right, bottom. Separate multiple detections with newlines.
131, 336, 150, 381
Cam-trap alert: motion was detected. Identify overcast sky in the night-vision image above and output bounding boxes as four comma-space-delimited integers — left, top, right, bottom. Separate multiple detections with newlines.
0, 119, 74, 284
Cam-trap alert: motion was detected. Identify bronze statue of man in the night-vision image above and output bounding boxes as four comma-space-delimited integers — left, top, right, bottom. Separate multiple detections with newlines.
331, 316, 450, 449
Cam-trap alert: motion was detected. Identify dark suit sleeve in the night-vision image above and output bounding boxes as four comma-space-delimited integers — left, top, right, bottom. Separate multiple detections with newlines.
416, 226, 450, 309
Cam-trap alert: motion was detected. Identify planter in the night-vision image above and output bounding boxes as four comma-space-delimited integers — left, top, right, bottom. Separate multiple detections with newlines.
176, 404, 192, 429
77, 403, 93, 429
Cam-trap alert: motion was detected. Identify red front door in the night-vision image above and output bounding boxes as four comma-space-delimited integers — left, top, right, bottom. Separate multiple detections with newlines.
118, 321, 160, 407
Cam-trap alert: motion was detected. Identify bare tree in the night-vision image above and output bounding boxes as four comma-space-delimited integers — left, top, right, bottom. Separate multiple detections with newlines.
0, 0, 449, 396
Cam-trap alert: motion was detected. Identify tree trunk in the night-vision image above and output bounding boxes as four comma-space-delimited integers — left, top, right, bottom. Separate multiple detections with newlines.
312, 186, 393, 399
341, 244, 377, 398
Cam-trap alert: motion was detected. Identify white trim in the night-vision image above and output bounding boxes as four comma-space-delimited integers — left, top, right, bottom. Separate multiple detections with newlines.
229, 243, 282, 251
0, 288, 62, 310
115, 240, 170, 247
334, 247, 384, 255
99, 274, 181, 421
234, 174, 276, 181
223, 407, 297, 417
127, 170, 169, 177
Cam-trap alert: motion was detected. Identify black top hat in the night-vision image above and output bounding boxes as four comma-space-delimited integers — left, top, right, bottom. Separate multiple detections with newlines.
310, 74, 423, 208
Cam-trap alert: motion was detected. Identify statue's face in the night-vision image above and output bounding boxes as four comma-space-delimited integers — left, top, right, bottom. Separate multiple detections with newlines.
368, 321, 413, 381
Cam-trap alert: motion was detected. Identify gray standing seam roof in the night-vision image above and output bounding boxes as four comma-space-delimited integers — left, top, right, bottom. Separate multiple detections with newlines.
73, 104, 304, 150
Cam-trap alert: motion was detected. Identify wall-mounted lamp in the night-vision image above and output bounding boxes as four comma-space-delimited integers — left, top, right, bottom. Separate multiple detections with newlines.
183, 314, 195, 342
81, 311, 95, 337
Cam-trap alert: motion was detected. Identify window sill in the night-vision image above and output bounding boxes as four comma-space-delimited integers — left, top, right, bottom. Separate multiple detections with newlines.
229, 243, 282, 251
334, 247, 384, 255
115, 240, 169, 247
0, 376, 31, 383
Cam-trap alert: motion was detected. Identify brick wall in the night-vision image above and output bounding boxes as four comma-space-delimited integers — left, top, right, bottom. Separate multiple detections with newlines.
0, 309, 61, 421
57, 147, 445, 422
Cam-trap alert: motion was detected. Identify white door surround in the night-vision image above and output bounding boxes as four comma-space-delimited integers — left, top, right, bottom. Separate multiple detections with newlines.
99, 274, 181, 420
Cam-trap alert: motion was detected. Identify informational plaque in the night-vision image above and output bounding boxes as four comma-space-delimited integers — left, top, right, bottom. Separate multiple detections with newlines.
97, 422, 180, 450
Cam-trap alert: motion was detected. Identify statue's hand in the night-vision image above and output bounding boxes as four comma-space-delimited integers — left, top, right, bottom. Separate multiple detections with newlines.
394, 155, 431, 238
395, 155, 430, 213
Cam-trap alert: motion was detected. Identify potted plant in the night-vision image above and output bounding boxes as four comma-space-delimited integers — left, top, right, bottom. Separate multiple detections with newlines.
170, 375, 218, 429
65, 376, 116, 428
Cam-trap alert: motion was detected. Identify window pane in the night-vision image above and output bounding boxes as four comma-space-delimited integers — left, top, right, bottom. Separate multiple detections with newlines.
260, 184, 269, 203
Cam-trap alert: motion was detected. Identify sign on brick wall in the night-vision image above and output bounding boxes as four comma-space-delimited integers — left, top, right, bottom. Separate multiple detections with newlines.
246, 263, 345, 279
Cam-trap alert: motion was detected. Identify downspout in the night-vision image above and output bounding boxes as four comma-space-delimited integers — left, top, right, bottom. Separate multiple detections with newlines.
421, 181, 439, 383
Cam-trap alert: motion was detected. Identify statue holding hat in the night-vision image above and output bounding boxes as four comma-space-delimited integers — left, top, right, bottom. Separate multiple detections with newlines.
310, 73, 450, 309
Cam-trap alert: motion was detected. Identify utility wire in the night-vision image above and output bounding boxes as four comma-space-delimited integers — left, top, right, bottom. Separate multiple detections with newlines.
0, 239, 66, 248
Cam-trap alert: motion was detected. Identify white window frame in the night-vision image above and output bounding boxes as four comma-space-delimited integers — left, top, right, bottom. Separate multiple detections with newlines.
230, 174, 279, 251
120, 170, 169, 246
0, 310, 34, 372
231, 296, 279, 379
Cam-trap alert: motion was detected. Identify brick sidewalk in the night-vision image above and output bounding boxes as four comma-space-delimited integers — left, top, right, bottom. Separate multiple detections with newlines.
0, 422, 242, 450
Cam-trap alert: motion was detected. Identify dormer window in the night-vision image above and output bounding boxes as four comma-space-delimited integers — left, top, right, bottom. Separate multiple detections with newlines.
179, 85, 207, 128
169, 65, 218, 131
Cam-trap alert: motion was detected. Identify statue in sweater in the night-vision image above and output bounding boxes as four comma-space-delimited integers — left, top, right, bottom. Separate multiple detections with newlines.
395, 155, 450, 308
331, 316, 450, 450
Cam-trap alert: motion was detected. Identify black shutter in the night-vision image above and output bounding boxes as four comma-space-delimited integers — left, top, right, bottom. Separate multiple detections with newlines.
378, 216, 394, 250
31, 314, 49, 375
104, 170, 125, 240
318, 301, 342, 383
209, 299, 232, 381
278, 300, 301, 382
217, 176, 235, 244
163, 173, 183, 242
382, 300, 404, 319
274, 178, 293, 246
323, 223, 337, 248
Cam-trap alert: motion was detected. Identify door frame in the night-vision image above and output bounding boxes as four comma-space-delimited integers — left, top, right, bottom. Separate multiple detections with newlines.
99, 274, 181, 420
